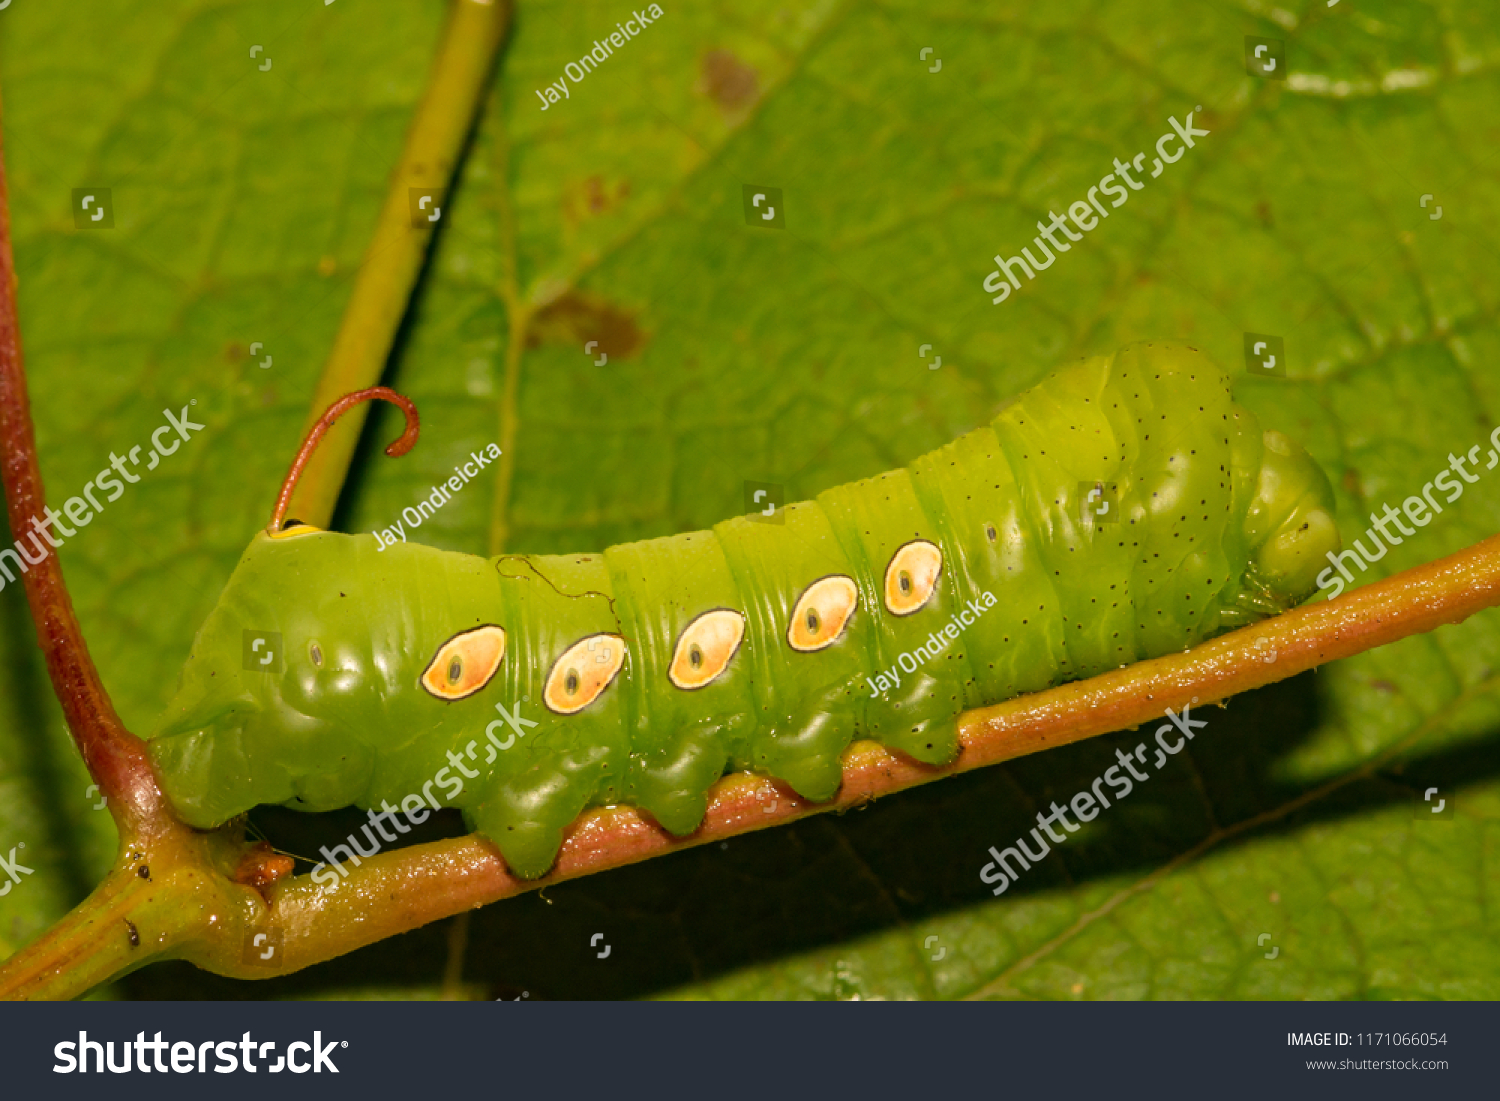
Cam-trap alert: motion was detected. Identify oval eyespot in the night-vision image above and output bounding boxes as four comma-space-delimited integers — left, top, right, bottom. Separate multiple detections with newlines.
787, 576, 858, 652
544, 634, 626, 715
883, 540, 942, 615
420, 625, 507, 701
668, 609, 746, 690
309, 641, 324, 668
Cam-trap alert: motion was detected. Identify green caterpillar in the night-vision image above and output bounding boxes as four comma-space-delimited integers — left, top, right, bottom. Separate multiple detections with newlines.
148, 343, 1339, 881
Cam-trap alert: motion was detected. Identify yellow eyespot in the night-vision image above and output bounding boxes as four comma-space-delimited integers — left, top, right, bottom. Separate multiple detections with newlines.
420, 625, 507, 701
544, 634, 626, 714
883, 540, 942, 615
669, 609, 745, 690
787, 576, 858, 652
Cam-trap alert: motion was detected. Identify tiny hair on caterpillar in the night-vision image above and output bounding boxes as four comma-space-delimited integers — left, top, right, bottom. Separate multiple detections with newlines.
148, 343, 1340, 880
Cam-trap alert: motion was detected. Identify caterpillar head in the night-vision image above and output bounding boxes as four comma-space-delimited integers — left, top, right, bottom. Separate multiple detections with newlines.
1241, 428, 1340, 610
147, 524, 448, 828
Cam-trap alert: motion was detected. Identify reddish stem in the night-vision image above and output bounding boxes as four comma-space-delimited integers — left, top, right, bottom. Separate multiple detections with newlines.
244, 530, 1500, 973
267, 387, 420, 534
0, 101, 159, 827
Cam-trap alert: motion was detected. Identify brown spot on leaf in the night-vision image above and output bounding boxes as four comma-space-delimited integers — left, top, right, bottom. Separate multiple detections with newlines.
527, 291, 647, 360
1341, 468, 1361, 496
584, 176, 608, 213
225, 341, 244, 363
700, 49, 759, 110
563, 174, 632, 226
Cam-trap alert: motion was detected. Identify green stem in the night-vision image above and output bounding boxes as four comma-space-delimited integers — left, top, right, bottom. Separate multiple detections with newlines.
285, 0, 512, 528
0, 824, 255, 1001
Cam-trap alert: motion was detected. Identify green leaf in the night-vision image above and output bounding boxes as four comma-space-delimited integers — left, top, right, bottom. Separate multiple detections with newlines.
3, 0, 1499, 1000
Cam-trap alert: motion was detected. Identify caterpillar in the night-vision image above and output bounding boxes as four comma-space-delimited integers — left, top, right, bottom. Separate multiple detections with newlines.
148, 342, 1340, 881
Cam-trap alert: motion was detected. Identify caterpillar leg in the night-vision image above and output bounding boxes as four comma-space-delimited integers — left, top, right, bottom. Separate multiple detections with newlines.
628, 717, 732, 836
862, 667, 963, 766
468, 742, 618, 879
750, 676, 863, 802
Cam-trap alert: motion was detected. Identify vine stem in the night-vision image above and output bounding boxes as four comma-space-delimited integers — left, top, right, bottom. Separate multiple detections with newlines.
0, 92, 158, 832
185, 531, 1500, 977
0, 86, 266, 1002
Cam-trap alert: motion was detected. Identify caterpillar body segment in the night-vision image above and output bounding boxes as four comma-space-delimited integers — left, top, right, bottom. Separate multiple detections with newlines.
149, 343, 1339, 880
